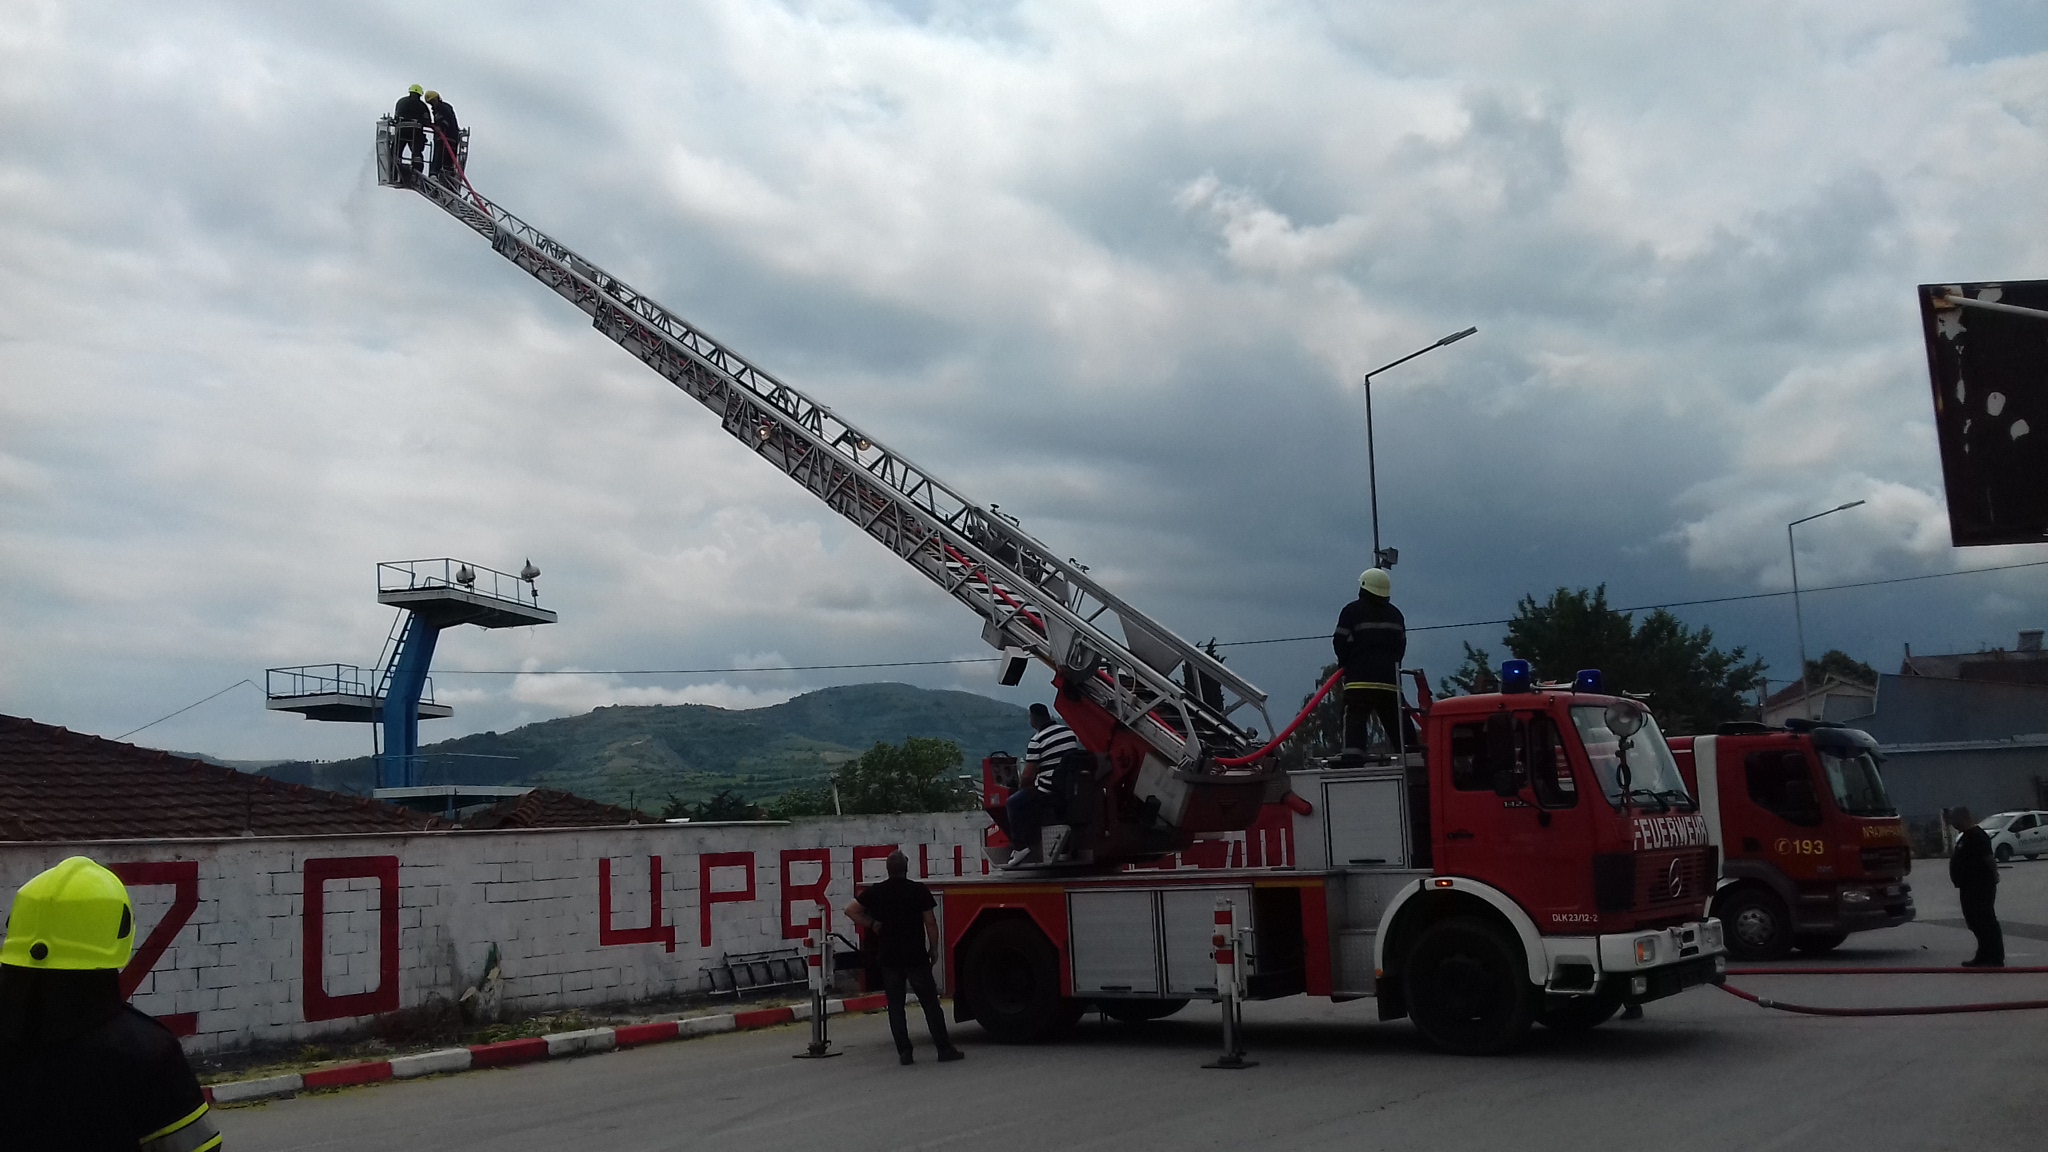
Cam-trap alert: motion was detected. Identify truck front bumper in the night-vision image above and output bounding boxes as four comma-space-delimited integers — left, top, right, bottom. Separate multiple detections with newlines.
1544, 920, 1727, 1005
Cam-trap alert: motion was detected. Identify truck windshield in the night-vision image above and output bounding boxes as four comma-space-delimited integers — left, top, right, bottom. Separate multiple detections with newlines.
1570, 706, 1695, 810
1819, 750, 1895, 817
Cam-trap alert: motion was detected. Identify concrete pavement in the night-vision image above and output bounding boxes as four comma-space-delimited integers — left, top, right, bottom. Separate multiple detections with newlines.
218, 861, 2048, 1152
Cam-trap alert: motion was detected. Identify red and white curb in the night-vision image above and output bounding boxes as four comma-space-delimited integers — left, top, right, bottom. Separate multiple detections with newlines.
207, 993, 891, 1105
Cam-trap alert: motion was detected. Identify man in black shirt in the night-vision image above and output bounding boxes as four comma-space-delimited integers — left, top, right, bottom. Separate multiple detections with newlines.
425, 90, 462, 186
845, 852, 964, 1064
393, 84, 429, 179
1947, 807, 2003, 967
0, 856, 220, 1151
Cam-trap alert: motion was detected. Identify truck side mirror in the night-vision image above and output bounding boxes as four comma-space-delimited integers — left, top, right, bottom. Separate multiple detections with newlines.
1485, 714, 1523, 797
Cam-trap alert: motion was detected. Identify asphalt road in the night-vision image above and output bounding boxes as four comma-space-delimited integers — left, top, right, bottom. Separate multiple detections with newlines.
220, 861, 2048, 1152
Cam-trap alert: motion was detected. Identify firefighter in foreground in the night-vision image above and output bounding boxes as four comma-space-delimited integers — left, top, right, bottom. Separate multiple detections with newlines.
1333, 567, 1407, 762
0, 856, 220, 1151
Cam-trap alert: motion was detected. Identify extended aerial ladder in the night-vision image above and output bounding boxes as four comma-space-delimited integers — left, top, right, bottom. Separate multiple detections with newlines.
374, 119, 1285, 861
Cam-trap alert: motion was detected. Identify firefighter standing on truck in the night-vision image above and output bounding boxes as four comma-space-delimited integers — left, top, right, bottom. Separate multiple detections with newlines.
1334, 567, 1406, 762
0, 856, 220, 1152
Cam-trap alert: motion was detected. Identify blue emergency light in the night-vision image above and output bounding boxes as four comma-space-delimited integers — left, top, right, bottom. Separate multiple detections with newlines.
1499, 659, 1533, 693
1574, 668, 1603, 693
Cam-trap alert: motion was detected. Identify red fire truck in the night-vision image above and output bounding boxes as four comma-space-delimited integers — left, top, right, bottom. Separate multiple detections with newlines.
378, 129, 1726, 1056
936, 664, 1728, 1055
1670, 721, 1913, 962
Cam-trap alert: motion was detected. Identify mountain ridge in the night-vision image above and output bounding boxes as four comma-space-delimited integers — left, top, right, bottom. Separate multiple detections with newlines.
257, 682, 1032, 807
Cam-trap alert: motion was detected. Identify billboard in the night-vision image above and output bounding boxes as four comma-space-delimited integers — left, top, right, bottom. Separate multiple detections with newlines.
1917, 280, 2048, 548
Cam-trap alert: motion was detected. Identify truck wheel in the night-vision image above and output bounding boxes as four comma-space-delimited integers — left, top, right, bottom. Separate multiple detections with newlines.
1404, 917, 1536, 1055
962, 918, 1068, 1043
1101, 999, 1190, 1024
1792, 932, 1848, 955
1538, 991, 1621, 1033
1996, 843, 2014, 863
1718, 888, 1793, 961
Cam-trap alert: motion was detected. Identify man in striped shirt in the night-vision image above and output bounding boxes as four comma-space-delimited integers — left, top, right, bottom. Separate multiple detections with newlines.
1005, 703, 1081, 866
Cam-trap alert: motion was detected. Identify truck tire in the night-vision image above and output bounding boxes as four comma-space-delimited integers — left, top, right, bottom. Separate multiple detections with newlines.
1792, 932, 1848, 955
962, 917, 1070, 1043
1718, 887, 1793, 961
1404, 917, 1536, 1055
1538, 991, 1621, 1033
1101, 999, 1190, 1024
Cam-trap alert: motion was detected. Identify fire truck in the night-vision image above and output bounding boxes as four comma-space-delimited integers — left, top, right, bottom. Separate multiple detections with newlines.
939, 665, 1726, 1055
1670, 721, 1913, 962
375, 120, 1726, 1056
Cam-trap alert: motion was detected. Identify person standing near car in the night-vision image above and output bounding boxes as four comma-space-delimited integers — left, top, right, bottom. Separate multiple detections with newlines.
1947, 806, 2004, 967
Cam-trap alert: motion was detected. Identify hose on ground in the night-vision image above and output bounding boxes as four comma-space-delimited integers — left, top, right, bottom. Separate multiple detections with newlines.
1214, 670, 1344, 768
1720, 965, 2048, 1015
1730, 965, 2048, 975
1719, 983, 2048, 1016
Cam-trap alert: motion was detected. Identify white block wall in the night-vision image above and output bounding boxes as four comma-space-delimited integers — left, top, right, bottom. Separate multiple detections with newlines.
0, 815, 986, 1054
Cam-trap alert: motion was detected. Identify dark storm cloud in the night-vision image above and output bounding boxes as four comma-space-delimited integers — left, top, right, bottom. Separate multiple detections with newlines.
2, 0, 2045, 757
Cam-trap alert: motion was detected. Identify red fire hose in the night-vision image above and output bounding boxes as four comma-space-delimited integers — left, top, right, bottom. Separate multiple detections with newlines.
1214, 670, 1343, 768
1720, 965, 2048, 1016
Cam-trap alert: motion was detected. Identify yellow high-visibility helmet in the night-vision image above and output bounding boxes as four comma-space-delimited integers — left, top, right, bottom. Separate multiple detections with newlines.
408, 84, 424, 95
1, 856, 135, 971
423, 90, 440, 101
1359, 568, 1392, 598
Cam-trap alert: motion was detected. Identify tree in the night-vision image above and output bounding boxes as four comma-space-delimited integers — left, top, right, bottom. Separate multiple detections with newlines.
1275, 664, 1345, 770
763, 737, 978, 818
835, 737, 978, 814
661, 789, 764, 822
1435, 643, 1498, 698
1504, 585, 1766, 735
1805, 649, 1877, 687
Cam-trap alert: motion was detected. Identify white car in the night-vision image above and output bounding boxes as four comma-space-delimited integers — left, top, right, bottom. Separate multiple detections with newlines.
1982, 810, 2048, 862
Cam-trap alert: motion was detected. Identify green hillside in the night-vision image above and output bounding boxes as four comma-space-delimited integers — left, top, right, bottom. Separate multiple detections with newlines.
258, 683, 1031, 807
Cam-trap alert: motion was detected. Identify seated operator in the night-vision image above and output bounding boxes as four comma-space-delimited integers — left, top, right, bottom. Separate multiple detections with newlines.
1005, 703, 1079, 866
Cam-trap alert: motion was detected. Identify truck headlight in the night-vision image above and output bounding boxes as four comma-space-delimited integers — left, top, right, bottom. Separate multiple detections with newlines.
1841, 888, 1873, 905
1702, 920, 1724, 951
1634, 936, 1658, 965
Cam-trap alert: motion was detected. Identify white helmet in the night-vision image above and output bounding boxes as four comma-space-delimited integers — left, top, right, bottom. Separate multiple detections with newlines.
1359, 568, 1392, 597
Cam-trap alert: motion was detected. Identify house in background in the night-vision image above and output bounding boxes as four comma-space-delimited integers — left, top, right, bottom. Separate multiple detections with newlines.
0, 715, 653, 841
1901, 628, 2048, 686
1761, 675, 1878, 727
0, 715, 445, 841
1829, 632, 2048, 856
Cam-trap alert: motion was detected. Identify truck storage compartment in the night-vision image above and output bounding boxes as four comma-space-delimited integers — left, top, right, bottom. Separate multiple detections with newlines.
1070, 890, 1161, 995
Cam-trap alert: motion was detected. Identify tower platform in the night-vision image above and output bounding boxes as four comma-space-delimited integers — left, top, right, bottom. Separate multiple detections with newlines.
377, 559, 557, 629
264, 664, 453, 723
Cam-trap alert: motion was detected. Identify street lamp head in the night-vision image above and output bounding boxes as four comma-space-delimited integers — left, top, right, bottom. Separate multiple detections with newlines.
1437, 326, 1478, 347
1837, 499, 1866, 512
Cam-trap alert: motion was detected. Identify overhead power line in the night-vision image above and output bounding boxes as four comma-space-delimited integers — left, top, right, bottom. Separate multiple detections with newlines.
433, 558, 2048, 677
440, 657, 998, 676
117, 679, 256, 740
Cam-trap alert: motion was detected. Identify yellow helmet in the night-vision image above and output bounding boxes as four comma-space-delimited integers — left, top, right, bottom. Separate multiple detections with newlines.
423, 90, 440, 101
408, 84, 423, 95
1359, 568, 1392, 598
1, 856, 135, 971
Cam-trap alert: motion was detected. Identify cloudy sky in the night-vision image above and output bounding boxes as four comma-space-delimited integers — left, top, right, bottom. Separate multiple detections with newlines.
4, 0, 2046, 762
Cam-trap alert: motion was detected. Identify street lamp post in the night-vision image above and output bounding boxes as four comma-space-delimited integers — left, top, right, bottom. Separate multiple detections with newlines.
1787, 499, 1867, 720
1363, 327, 1477, 568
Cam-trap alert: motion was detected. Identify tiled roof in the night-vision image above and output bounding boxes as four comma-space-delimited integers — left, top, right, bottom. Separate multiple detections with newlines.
461, 788, 649, 830
0, 715, 445, 841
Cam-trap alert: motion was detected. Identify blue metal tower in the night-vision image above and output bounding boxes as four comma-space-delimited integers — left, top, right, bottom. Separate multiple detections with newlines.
267, 558, 555, 788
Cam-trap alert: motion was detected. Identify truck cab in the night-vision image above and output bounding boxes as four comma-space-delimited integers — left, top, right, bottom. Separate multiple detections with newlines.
1670, 722, 1914, 960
